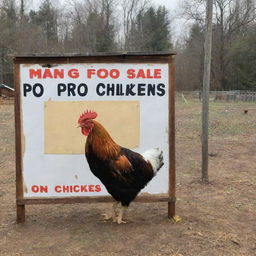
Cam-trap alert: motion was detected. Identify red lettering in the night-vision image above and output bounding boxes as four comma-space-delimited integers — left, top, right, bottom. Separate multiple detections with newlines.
68, 69, 79, 78
80, 185, 88, 192
63, 186, 69, 192
31, 185, 39, 193
29, 69, 64, 79
137, 69, 146, 79
110, 69, 120, 79
97, 69, 108, 79
31, 185, 48, 193
146, 69, 153, 78
40, 186, 48, 193
88, 185, 94, 192
42, 69, 53, 79
29, 69, 42, 79
74, 185, 80, 192
127, 69, 162, 79
54, 185, 101, 193
154, 69, 162, 78
127, 69, 136, 79
87, 69, 95, 78
53, 69, 64, 78
55, 185, 61, 193
95, 185, 101, 192
87, 69, 120, 79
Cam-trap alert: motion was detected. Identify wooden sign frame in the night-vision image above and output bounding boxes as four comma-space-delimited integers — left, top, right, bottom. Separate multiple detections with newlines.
14, 52, 176, 223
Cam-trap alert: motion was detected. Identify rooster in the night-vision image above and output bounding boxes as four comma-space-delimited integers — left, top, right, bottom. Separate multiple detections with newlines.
78, 110, 164, 224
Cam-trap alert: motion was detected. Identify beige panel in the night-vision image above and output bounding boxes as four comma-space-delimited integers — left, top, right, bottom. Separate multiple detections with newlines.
44, 100, 140, 154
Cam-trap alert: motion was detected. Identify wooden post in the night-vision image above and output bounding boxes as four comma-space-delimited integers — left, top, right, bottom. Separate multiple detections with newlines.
202, 0, 213, 183
14, 62, 26, 223
0, 51, 4, 84
168, 56, 176, 218
17, 205, 25, 223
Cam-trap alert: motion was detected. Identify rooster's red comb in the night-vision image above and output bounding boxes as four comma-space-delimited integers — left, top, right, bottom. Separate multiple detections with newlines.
78, 110, 97, 123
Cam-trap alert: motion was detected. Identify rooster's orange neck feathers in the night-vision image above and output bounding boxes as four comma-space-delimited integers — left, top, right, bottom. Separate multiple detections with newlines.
86, 120, 120, 160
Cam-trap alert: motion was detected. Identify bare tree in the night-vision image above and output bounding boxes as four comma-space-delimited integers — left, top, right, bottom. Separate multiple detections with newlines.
180, 0, 256, 90
66, 0, 117, 53
120, 0, 149, 50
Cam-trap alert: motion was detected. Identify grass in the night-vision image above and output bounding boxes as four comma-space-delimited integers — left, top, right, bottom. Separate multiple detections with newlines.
176, 99, 256, 138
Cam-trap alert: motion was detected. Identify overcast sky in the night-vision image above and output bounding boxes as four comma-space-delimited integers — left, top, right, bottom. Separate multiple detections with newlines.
152, 0, 180, 11
31, 0, 188, 40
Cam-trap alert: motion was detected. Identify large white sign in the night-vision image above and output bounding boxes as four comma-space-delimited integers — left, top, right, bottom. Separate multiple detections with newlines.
20, 63, 169, 197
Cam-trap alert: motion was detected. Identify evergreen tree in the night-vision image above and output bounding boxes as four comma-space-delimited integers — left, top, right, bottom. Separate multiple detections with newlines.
0, 0, 18, 84
228, 26, 256, 90
127, 6, 172, 52
175, 23, 204, 91
29, 0, 58, 49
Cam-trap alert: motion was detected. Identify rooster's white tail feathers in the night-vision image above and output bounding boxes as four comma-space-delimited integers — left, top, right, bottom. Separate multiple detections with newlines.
142, 148, 164, 174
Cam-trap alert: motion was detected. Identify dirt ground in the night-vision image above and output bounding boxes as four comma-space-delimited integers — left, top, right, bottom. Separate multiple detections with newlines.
0, 98, 256, 256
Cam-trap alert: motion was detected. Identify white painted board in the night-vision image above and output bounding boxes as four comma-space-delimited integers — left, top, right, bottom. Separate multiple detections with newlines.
20, 63, 169, 197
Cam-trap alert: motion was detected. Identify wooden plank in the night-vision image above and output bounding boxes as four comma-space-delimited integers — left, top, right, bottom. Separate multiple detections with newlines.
13, 54, 176, 65
14, 62, 25, 223
13, 51, 176, 59
17, 195, 176, 205
168, 56, 176, 218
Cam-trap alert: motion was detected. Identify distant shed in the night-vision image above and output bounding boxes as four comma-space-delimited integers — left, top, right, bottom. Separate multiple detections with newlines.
0, 84, 15, 97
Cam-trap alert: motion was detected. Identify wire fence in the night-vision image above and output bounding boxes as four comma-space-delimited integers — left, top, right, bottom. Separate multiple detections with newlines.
179, 91, 256, 102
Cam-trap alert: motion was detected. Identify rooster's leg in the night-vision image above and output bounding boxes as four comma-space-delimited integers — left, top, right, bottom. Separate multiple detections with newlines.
112, 201, 119, 222
116, 205, 128, 224
102, 201, 119, 221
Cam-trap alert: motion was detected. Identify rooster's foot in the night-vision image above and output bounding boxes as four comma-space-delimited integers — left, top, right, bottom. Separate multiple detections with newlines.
101, 213, 112, 221
116, 205, 128, 224
117, 219, 127, 224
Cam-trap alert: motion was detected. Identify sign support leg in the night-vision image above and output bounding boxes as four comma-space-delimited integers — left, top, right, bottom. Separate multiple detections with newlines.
17, 204, 25, 223
168, 201, 175, 218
